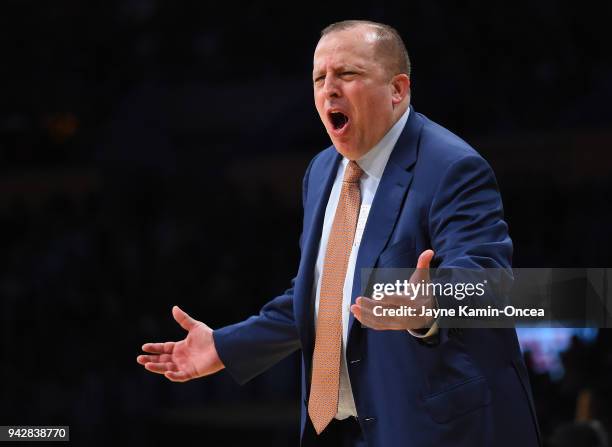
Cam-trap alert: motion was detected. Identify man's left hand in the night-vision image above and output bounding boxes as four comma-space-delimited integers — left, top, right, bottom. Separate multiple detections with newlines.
351, 249, 436, 331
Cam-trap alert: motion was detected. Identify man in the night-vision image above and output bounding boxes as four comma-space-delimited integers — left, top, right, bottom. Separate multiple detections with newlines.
137, 20, 541, 446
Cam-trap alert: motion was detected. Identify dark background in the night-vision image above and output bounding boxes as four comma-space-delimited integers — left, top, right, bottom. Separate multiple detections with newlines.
1, 1, 612, 446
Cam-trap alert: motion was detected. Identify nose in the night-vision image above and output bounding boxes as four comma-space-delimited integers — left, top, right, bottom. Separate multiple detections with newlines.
322, 76, 341, 98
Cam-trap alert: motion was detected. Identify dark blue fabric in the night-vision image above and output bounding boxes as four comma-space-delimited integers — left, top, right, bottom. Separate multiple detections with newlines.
213, 107, 541, 446
302, 417, 366, 447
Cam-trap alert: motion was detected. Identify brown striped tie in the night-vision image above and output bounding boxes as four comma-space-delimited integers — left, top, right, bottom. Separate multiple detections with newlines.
308, 160, 363, 434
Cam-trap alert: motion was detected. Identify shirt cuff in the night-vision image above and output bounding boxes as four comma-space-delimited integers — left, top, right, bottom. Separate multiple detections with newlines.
407, 294, 439, 339
407, 321, 439, 338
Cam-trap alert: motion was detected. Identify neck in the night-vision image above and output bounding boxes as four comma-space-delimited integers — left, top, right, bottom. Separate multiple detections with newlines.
392, 100, 410, 125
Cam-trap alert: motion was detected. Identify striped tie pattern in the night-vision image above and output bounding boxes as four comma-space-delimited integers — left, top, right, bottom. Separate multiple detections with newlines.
308, 160, 363, 434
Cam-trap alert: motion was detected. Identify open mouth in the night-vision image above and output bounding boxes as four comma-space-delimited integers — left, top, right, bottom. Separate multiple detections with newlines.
329, 111, 349, 131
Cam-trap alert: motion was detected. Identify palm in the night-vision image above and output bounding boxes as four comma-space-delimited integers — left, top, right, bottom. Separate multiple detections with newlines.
351, 249, 436, 330
171, 324, 215, 378
137, 306, 224, 382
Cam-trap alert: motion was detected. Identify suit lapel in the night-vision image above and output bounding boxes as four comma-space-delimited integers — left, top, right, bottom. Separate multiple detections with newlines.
295, 150, 341, 363
348, 107, 424, 333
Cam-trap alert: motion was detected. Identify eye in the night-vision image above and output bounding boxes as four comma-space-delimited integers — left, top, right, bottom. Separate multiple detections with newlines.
313, 75, 325, 84
341, 71, 357, 77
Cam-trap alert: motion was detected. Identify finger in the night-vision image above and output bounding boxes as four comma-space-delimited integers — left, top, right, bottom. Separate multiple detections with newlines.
164, 371, 190, 382
411, 249, 435, 284
172, 305, 198, 331
356, 296, 386, 312
416, 249, 435, 269
353, 298, 387, 330
144, 362, 178, 374
137, 355, 154, 365
351, 303, 362, 322
142, 342, 175, 354
374, 294, 433, 310
361, 305, 407, 330
137, 354, 173, 365
375, 294, 410, 307
355, 297, 412, 330
357, 305, 387, 330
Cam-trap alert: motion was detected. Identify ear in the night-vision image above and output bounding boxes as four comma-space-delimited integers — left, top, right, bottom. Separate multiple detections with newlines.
390, 74, 410, 105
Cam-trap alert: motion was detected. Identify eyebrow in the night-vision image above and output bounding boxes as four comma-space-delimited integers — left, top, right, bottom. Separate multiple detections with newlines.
312, 64, 365, 77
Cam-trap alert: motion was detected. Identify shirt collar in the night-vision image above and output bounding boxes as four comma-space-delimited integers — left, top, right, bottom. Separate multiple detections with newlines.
341, 107, 411, 181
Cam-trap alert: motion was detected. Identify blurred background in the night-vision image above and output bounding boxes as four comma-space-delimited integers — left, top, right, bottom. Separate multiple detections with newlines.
1, 1, 611, 446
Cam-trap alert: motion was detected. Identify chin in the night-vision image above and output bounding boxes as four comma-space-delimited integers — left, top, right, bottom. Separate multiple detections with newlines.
331, 142, 355, 160
335, 143, 367, 161
326, 135, 352, 158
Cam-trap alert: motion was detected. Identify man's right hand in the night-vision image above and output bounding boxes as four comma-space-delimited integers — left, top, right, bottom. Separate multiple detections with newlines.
136, 306, 225, 382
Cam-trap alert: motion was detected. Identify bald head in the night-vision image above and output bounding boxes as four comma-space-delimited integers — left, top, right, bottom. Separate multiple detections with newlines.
320, 20, 411, 79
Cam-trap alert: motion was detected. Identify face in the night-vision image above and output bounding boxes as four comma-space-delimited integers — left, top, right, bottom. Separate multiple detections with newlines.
313, 26, 408, 160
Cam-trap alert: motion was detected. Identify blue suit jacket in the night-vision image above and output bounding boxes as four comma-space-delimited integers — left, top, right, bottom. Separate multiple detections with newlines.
213, 107, 541, 446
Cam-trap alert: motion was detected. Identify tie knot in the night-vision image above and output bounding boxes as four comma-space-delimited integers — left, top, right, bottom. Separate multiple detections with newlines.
343, 161, 363, 183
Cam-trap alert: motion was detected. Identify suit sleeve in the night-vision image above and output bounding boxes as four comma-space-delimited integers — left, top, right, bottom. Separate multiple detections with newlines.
213, 282, 300, 385
212, 156, 316, 385
427, 154, 513, 341
429, 154, 512, 269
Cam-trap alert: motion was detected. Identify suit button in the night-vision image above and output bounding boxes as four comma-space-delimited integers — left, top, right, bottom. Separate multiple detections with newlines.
349, 359, 361, 365
363, 417, 376, 422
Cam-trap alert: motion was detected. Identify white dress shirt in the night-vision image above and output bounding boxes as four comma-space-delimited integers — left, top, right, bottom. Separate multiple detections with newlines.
312, 107, 410, 419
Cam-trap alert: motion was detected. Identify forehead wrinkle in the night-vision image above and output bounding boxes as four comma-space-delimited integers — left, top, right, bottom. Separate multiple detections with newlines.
315, 25, 397, 77
313, 29, 388, 81
314, 45, 371, 72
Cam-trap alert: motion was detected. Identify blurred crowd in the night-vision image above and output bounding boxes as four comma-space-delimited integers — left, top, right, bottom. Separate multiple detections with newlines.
1, 0, 612, 446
